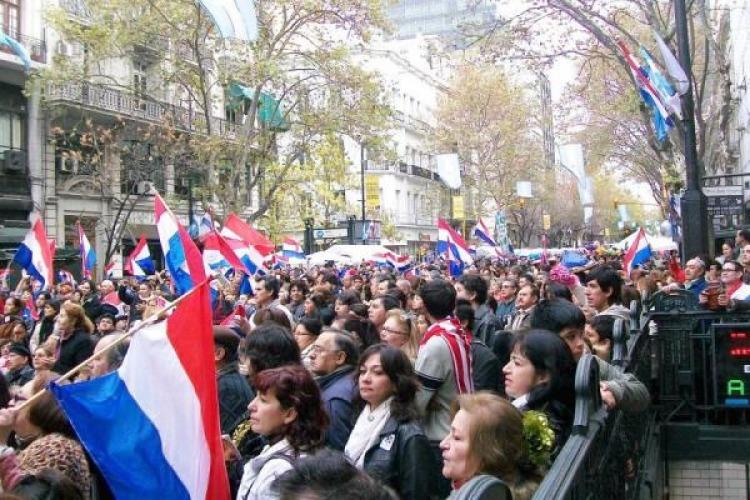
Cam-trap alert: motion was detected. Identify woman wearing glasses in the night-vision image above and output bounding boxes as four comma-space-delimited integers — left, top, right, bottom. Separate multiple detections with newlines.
380, 310, 420, 362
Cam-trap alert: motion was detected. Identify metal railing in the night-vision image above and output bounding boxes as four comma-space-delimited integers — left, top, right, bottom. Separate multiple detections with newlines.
45, 81, 236, 139
534, 302, 657, 499
0, 30, 46, 64
534, 290, 750, 499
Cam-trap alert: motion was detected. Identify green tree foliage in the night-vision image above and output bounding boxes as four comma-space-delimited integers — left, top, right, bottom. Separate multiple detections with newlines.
41, 0, 394, 236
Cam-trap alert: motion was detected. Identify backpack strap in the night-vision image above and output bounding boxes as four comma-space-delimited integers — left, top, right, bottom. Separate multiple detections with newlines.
453, 475, 512, 500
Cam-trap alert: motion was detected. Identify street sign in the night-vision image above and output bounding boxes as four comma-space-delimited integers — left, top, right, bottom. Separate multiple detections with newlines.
313, 228, 347, 240
703, 185, 743, 197
706, 195, 743, 217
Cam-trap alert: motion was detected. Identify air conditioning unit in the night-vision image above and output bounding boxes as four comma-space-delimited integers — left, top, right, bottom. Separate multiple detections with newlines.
3, 150, 26, 173
135, 180, 157, 195
58, 157, 78, 173
55, 40, 70, 57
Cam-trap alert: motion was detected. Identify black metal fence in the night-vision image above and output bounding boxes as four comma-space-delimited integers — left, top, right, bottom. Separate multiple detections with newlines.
534, 290, 750, 499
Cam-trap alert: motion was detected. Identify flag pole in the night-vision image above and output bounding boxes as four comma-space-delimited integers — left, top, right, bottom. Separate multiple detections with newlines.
15, 278, 211, 412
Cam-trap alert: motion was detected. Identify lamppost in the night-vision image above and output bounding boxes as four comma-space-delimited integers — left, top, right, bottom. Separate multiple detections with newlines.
675, 0, 708, 260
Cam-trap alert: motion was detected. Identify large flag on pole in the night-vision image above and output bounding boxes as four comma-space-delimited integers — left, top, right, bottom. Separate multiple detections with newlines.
155, 194, 206, 295
618, 40, 674, 142
78, 222, 96, 279
51, 283, 230, 499
13, 212, 54, 290
222, 213, 275, 255
437, 218, 473, 276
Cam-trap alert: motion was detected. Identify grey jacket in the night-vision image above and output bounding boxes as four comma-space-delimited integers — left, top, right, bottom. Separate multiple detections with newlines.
596, 356, 650, 413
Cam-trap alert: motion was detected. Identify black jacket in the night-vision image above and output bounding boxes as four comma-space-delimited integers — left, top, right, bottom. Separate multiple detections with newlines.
217, 362, 254, 435
53, 330, 94, 375
362, 417, 438, 500
470, 339, 502, 393
81, 294, 102, 322
472, 304, 503, 346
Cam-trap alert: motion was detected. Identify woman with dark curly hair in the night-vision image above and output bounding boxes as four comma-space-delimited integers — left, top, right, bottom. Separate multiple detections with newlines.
345, 344, 437, 499
236, 365, 328, 499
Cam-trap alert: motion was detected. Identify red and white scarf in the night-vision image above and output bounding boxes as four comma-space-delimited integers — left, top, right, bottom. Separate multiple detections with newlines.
420, 317, 474, 394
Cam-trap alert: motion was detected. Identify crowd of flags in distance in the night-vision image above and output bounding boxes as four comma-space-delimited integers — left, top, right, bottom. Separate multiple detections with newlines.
9, 204, 530, 294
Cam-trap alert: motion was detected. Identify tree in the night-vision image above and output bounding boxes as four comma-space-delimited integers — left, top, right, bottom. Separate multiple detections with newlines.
433, 64, 545, 218
472, 1, 734, 215
40, 0, 394, 250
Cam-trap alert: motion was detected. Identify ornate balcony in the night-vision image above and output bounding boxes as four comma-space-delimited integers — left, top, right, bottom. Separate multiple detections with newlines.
45, 81, 236, 139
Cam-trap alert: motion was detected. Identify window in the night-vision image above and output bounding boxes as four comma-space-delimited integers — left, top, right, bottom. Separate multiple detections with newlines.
0, 0, 20, 38
0, 110, 23, 151
133, 60, 148, 110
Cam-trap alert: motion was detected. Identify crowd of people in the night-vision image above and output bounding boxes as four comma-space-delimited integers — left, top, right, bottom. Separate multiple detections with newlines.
9, 230, 741, 498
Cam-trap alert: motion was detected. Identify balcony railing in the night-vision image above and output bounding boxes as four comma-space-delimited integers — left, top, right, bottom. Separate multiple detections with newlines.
1, 30, 46, 64
365, 161, 443, 184
46, 82, 236, 139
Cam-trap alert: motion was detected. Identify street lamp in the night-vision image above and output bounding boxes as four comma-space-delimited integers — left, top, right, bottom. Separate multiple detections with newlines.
675, 0, 709, 260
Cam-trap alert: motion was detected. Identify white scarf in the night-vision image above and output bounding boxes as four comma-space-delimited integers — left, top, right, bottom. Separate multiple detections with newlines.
512, 393, 529, 410
344, 396, 394, 468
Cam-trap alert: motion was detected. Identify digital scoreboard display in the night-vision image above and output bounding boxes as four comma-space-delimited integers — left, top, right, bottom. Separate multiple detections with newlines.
713, 324, 750, 407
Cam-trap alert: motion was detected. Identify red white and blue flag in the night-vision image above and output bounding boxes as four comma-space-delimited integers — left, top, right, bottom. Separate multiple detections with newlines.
202, 231, 245, 276
472, 218, 502, 256
78, 222, 96, 279
623, 227, 652, 275
373, 251, 412, 272
220, 214, 268, 276
13, 212, 54, 290
281, 236, 304, 260
51, 283, 230, 499
437, 218, 473, 275
618, 40, 674, 142
125, 235, 155, 278
155, 194, 206, 295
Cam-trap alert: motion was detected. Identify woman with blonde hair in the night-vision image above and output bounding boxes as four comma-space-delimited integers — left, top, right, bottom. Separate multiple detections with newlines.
380, 309, 419, 361
51, 302, 94, 375
440, 392, 552, 500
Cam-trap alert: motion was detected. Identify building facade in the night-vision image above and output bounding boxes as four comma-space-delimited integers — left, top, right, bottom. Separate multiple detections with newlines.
345, 42, 452, 254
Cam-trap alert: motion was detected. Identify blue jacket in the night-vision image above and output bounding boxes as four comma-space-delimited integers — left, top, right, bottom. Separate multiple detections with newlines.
686, 276, 707, 297
317, 366, 356, 451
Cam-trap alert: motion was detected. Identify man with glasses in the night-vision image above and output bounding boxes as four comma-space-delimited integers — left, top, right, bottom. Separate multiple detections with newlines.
309, 329, 359, 451
493, 278, 517, 325
701, 260, 750, 308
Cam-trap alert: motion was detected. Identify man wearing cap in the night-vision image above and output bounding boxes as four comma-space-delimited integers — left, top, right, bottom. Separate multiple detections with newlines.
5, 343, 34, 390
213, 326, 254, 435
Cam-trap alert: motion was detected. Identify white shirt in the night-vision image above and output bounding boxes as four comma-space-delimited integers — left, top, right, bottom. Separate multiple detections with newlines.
731, 283, 750, 301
